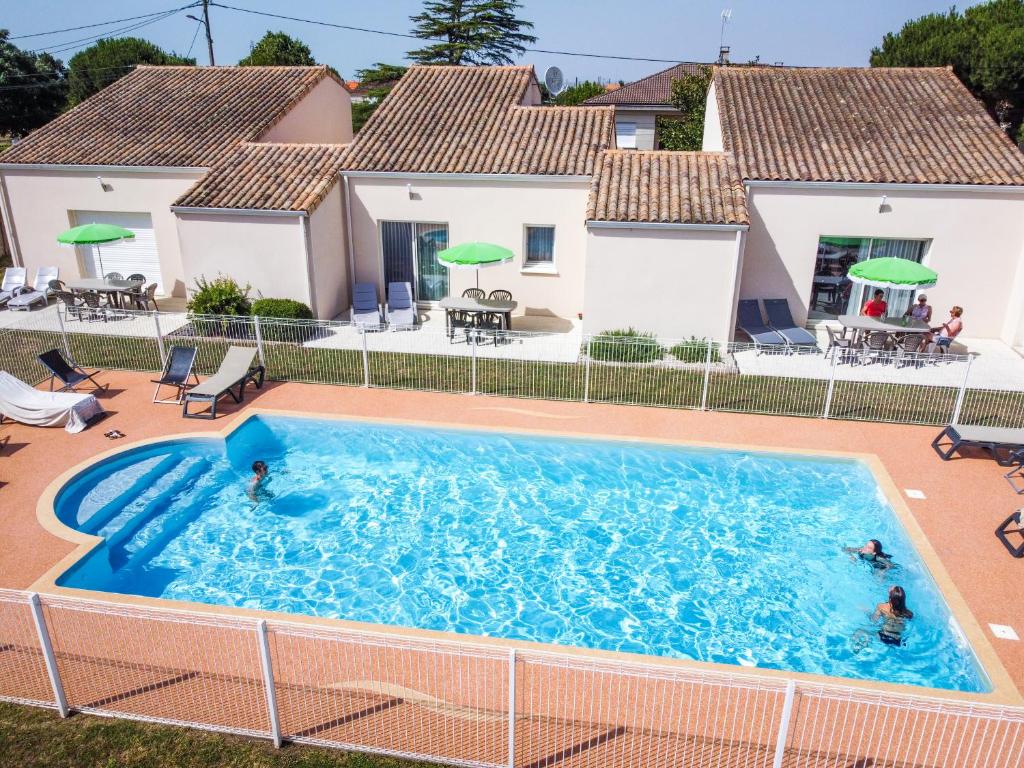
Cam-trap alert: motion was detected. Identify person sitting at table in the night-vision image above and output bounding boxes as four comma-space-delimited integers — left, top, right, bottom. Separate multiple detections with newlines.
904, 294, 932, 324
923, 306, 963, 354
860, 289, 887, 318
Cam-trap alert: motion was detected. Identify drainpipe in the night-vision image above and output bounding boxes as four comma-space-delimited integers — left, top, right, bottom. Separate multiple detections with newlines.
342, 174, 356, 307
0, 173, 22, 267
299, 213, 318, 316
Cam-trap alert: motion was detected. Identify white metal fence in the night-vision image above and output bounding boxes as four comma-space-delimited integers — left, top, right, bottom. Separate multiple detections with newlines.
1, 305, 1022, 427
1, 588, 1022, 767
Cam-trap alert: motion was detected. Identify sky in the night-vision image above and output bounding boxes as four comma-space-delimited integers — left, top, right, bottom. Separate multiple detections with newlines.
5, 1, 987, 84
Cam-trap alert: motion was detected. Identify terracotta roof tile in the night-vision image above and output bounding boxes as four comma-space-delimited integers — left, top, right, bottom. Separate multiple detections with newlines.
2, 66, 334, 168
583, 63, 708, 106
714, 66, 1024, 185
587, 150, 749, 225
173, 143, 348, 212
341, 65, 615, 175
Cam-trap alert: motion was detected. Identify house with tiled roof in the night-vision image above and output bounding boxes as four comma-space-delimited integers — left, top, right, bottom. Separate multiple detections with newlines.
583, 63, 708, 150
0, 65, 353, 318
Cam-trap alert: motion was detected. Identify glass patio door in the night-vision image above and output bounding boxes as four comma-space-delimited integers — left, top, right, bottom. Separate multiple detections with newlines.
847, 239, 928, 317
380, 221, 449, 303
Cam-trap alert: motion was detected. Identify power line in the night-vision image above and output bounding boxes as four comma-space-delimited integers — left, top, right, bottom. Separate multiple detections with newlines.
41, 9, 190, 56
7, 3, 200, 40
209, 2, 689, 64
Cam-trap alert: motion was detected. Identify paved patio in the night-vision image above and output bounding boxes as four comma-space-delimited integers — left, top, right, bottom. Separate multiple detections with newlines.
0, 375, 1021, 698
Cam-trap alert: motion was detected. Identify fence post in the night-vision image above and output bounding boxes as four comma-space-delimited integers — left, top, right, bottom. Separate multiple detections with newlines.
29, 593, 68, 718
771, 680, 796, 768
252, 315, 266, 368
256, 619, 282, 748
950, 353, 974, 426
471, 335, 478, 395
822, 347, 840, 419
55, 306, 72, 361
507, 648, 516, 768
582, 336, 591, 403
152, 312, 166, 367
361, 329, 370, 388
700, 339, 713, 410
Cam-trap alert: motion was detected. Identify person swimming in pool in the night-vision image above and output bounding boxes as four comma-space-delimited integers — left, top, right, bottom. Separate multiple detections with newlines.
872, 585, 914, 646
844, 539, 893, 571
248, 460, 269, 502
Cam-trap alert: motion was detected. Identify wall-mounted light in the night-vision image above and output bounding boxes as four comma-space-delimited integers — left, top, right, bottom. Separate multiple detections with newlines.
878, 194, 890, 213
407, 183, 414, 199
97, 176, 112, 192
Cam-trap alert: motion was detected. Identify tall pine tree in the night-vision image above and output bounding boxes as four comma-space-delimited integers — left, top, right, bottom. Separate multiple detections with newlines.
407, 0, 536, 66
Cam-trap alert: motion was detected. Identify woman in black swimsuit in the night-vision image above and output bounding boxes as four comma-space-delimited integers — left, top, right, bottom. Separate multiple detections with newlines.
872, 586, 914, 646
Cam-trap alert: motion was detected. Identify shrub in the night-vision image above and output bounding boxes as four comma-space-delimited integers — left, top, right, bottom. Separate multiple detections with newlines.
587, 328, 664, 363
668, 337, 721, 363
186, 275, 251, 316
251, 298, 313, 320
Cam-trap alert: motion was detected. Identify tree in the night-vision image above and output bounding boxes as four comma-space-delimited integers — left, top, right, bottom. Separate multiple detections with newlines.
67, 37, 194, 106
0, 30, 67, 137
351, 62, 408, 132
407, 0, 536, 66
239, 31, 316, 66
554, 81, 606, 106
871, 0, 1024, 138
656, 66, 712, 151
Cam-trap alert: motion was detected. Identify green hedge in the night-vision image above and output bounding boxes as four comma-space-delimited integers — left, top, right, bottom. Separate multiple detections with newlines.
587, 329, 664, 363
251, 298, 313, 320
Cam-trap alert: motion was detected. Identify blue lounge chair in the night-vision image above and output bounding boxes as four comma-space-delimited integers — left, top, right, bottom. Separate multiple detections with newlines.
0, 267, 27, 307
736, 300, 785, 350
37, 348, 106, 393
763, 298, 819, 350
152, 345, 199, 404
351, 283, 382, 327
386, 281, 416, 328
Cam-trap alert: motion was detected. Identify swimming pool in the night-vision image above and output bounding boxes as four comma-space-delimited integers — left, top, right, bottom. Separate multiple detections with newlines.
54, 414, 988, 692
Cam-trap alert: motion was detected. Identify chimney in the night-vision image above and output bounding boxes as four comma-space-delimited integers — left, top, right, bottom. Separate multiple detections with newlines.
718, 45, 730, 65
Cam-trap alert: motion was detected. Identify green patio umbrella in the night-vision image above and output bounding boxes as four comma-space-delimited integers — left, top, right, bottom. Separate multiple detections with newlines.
437, 241, 514, 289
57, 223, 135, 279
847, 258, 938, 290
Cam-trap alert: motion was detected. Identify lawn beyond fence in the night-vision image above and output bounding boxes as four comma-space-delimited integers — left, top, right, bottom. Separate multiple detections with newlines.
0, 307, 1022, 428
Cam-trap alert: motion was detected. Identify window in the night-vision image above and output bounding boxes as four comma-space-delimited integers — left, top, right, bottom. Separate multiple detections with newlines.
615, 121, 637, 149
524, 226, 555, 269
809, 236, 929, 319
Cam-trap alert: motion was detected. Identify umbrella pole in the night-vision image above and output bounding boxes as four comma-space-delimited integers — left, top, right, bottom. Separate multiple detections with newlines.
96, 244, 105, 278
476, 271, 480, 290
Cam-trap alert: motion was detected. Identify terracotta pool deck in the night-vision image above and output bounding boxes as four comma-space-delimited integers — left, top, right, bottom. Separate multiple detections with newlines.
1, 371, 1022, 698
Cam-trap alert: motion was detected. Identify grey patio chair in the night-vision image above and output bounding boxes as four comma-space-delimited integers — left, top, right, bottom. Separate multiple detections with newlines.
182, 346, 265, 419
735, 299, 785, 352
104, 272, 124, 281
127, 273, 146, 283
859, 331, 890, 365
386, 282, 417, 328
763, 298, 818, 351
825, 326, 853, 362
132, 283, 158, 311
462, 288, 486, 300
0, 266, 27, 307
351, 282, 382, 327
54, 290, 87, 321
487, 289, 512, 302
8, 266, 59, 311
894, 333, 927, 368
80, 291, 107, 322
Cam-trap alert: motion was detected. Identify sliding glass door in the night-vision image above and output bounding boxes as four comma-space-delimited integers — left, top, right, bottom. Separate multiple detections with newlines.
810, 236, 928, 318
380, 221, 449, 302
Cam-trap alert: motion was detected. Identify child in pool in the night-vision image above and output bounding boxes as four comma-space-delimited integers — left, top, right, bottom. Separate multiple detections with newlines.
844, 539, 893, 571
248, 460, 269, 502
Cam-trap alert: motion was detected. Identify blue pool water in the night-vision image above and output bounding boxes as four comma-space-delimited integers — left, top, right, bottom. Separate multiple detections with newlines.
56, 415, 988, 692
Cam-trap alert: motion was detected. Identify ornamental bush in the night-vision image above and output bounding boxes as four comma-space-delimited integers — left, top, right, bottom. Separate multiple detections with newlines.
186, 275, 252, 316
252, 297, 315, 342
587, 328, 664, 363
668, 337, 721, 363
251, 298, 313, 320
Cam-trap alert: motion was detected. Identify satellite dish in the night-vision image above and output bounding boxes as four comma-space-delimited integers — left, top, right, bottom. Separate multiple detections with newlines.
544, 66, 565, 96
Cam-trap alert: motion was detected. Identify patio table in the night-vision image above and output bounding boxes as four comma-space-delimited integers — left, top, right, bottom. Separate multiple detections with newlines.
838, 314, 929, 349
65, 278, 140, 310
440, 296, 517, 332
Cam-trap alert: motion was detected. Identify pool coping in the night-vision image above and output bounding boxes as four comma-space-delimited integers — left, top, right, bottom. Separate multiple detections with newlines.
29, 406, 1023, 706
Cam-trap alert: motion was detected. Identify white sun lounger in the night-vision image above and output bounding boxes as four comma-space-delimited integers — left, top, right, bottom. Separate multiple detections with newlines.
8, 266, 58, 311
0, 370, 104, 433
0, 267, 27, 307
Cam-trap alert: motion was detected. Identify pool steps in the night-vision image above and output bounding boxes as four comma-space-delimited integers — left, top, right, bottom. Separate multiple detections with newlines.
102, 458, 210, 555
80, 455, 184, 535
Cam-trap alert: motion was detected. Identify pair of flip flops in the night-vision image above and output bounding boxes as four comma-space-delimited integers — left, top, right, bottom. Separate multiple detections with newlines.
104, 430, 126, 440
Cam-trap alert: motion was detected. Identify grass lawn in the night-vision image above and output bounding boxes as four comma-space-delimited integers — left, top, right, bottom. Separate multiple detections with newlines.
0, 701, 441, 768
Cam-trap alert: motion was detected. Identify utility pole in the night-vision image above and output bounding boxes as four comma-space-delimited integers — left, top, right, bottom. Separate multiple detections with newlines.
202, 0, 215, 66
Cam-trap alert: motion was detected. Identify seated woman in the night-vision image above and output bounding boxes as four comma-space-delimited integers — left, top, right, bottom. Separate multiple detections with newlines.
860, 289, 887, 318
903, 294, 932, 324
872, 586, 914, 646
922, 306, 963, 353
844, 539, 893, 571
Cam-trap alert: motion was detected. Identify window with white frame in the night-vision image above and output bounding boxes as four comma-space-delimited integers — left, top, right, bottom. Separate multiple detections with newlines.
615, 121, 637, 149
524, 225, 555, 268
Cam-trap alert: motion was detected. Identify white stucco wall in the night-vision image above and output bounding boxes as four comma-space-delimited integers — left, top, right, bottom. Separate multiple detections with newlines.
614, 109, 661, 150
257, 76, 353, 144
0, 168, 202, 297
307, 182, 349, 319
702, 81, 723, 151
583, 226, 743, 340
175, 212, 310, 307
743, 185, 1024, 341
1005, 240, 1024, 347
347, 177, 591, 319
